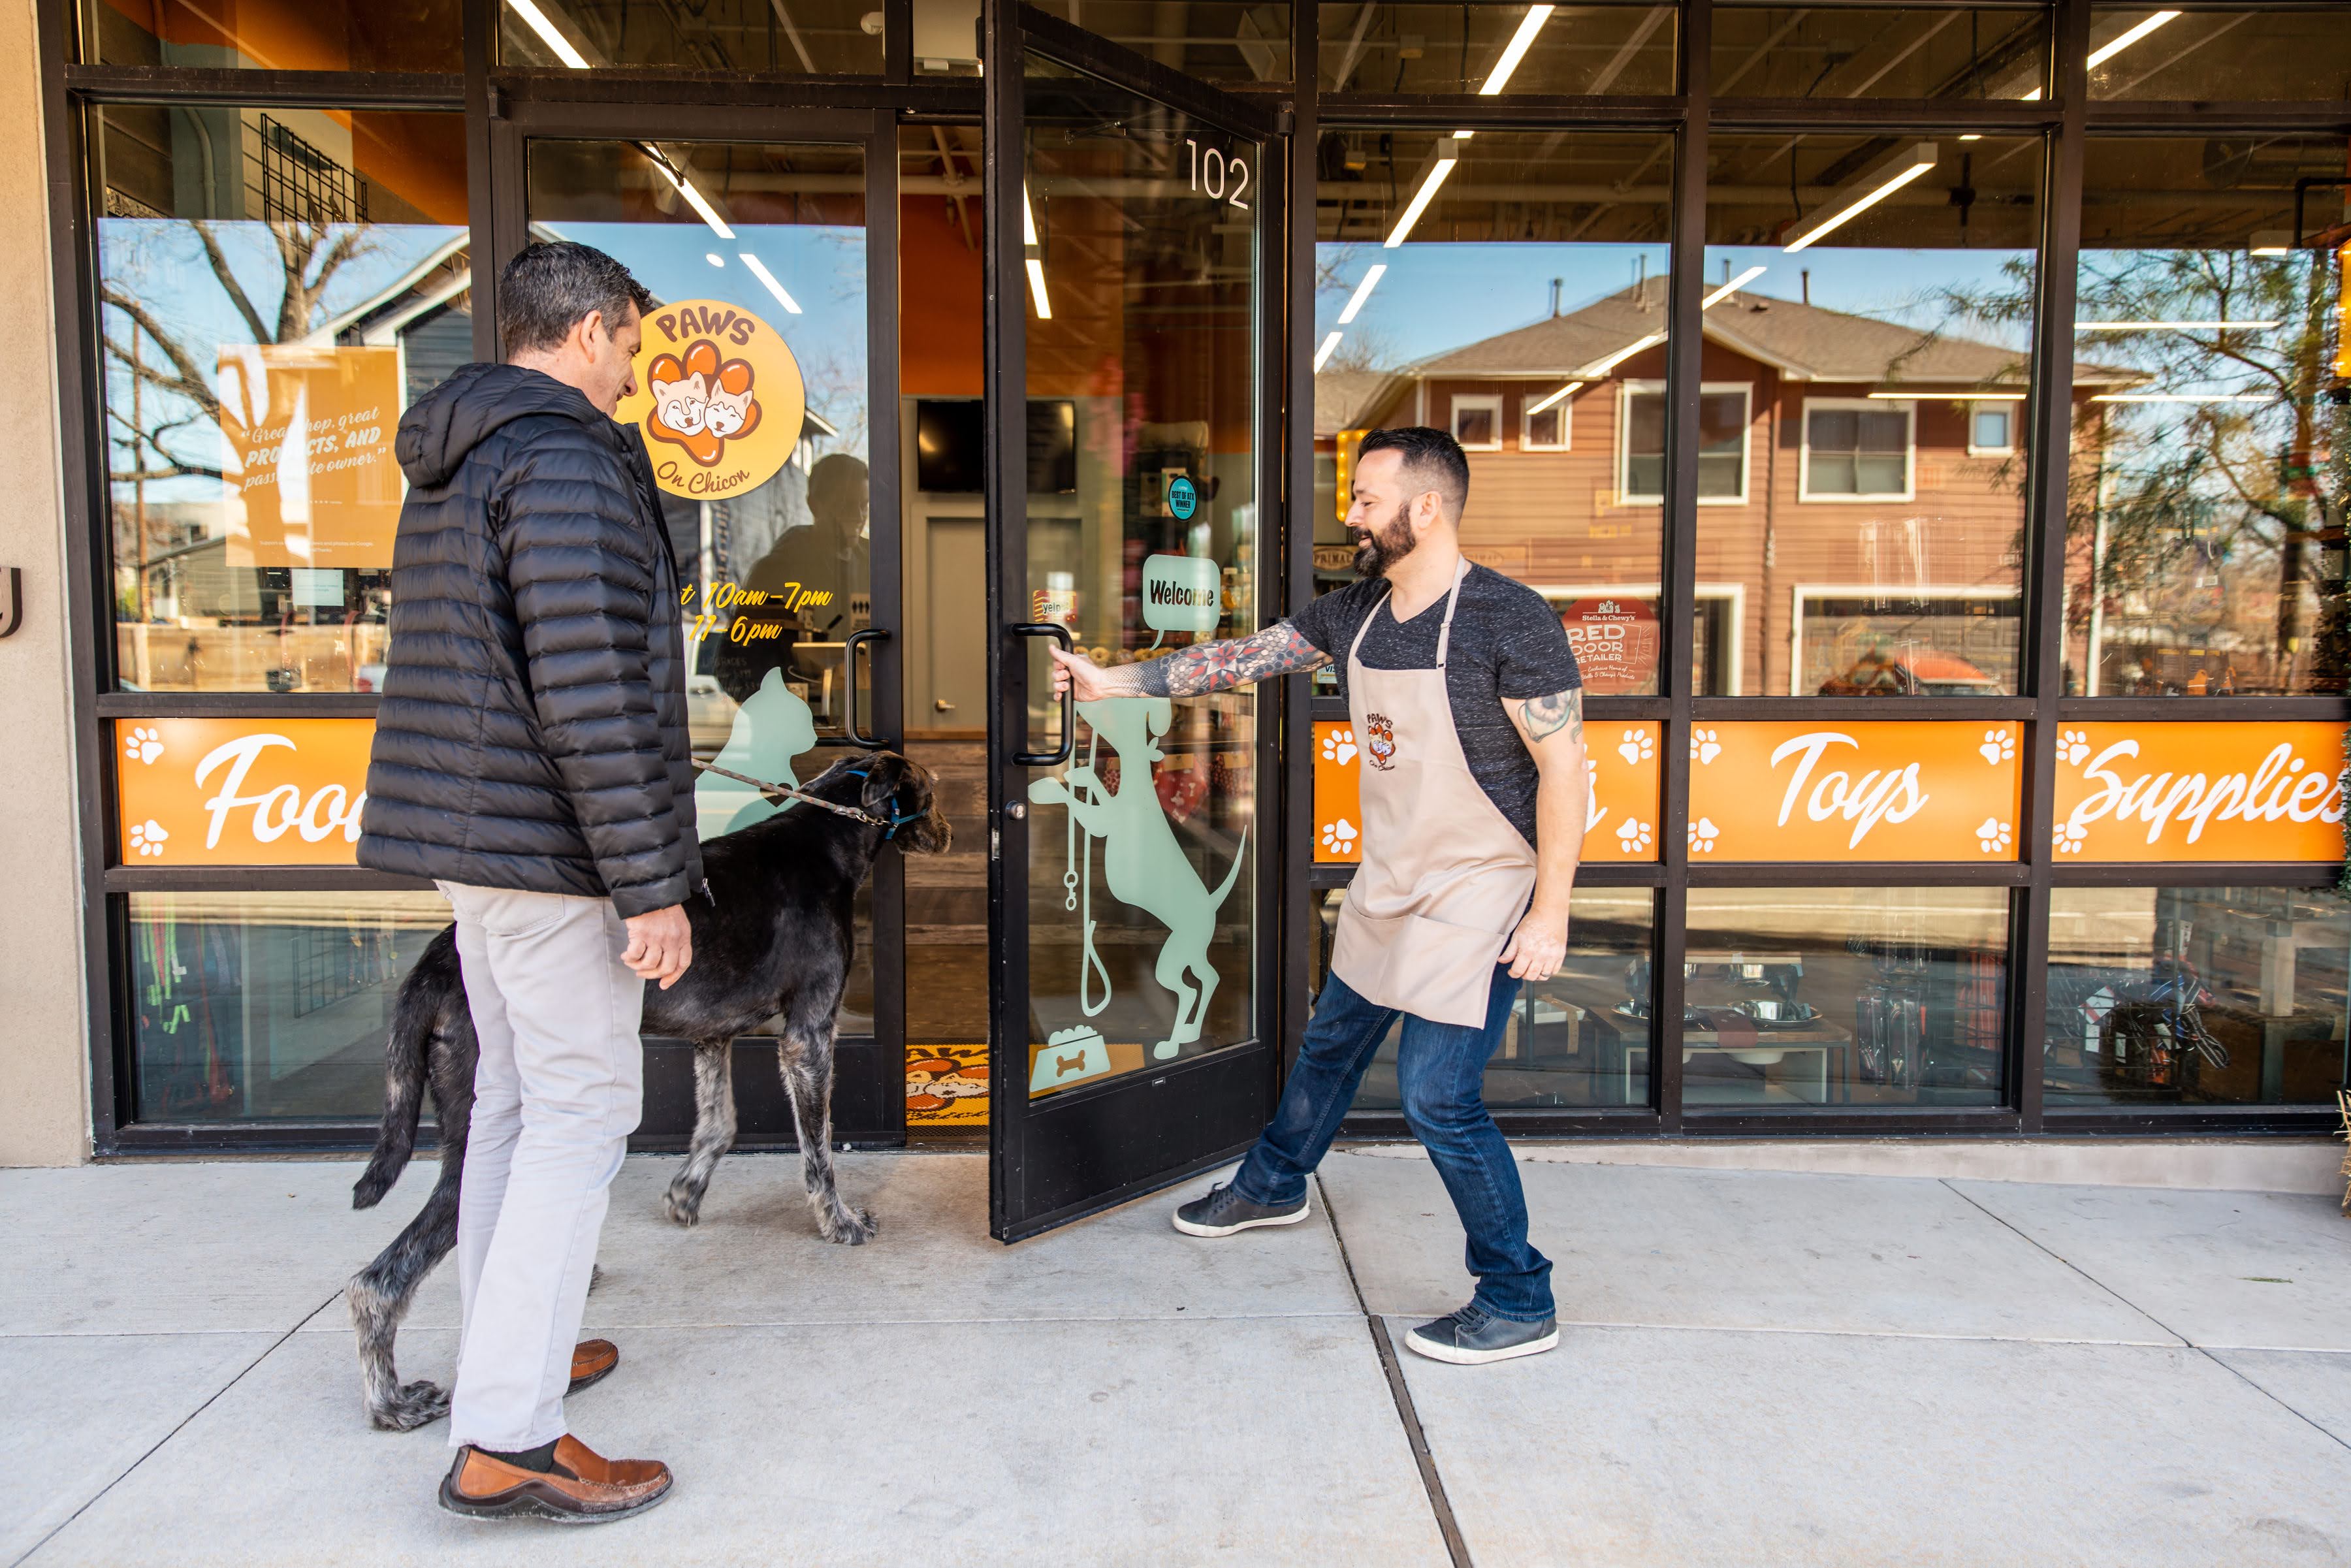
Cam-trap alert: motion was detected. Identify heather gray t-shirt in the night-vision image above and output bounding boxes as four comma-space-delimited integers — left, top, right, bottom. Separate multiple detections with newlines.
1289, 564, 1582, 846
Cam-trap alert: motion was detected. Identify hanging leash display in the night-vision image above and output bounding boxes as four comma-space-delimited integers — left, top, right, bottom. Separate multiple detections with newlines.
690, 758, 920, 839
1060, 729, 1113, 1019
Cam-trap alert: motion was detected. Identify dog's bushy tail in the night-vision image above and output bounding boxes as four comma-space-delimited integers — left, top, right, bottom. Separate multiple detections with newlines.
351, 951, 441, 1210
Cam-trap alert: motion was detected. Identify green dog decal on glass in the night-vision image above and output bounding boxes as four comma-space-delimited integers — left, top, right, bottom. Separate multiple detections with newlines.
1029, 696, 1247, 1061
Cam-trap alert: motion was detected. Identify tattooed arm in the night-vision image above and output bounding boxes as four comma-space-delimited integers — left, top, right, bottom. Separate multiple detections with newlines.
1499, 687, 1586, 984
1046, 622, 1331, 703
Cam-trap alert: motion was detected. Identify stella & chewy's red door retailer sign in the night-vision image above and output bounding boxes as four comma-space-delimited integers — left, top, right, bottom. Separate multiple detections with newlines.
1558, 596, 1659, 695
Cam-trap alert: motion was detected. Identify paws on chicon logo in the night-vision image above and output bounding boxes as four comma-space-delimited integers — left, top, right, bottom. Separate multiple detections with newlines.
1362, 713, 1398, 770
646, 338, 762, 468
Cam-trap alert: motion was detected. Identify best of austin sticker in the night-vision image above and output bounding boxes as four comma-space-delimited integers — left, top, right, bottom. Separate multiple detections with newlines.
618, 299, 807, 500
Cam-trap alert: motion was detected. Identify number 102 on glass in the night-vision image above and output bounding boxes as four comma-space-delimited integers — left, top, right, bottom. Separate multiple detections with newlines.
1185, 138, 1250, 210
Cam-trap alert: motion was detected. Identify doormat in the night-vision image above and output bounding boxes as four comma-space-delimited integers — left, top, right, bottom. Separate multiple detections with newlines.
908, 1045, 988, 1128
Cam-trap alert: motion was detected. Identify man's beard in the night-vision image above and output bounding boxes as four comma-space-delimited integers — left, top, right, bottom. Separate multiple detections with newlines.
1352, 502, 1419, 578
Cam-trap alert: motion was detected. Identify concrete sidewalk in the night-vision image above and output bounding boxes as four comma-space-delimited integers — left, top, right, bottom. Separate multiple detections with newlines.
5, 1149, 2350, 1567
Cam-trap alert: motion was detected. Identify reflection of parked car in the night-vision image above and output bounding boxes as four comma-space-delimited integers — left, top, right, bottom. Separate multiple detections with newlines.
1818, 650, 2002, 697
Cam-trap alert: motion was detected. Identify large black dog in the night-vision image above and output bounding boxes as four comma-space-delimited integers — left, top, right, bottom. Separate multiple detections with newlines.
345, 751, 951, 1432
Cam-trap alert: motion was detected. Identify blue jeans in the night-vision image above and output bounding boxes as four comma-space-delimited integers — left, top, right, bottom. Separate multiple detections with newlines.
1231, 964, 1554, 1321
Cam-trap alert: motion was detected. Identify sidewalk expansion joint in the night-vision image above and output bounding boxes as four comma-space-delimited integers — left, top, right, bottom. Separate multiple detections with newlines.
1937, 1178, 2351, 1458
6, 1287, 341, 1568
1315, 1173, 1474, 1568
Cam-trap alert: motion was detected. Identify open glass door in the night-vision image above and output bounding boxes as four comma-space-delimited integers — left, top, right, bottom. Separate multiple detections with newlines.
986, 6, 1285, 1239
490, 108, 908, 1145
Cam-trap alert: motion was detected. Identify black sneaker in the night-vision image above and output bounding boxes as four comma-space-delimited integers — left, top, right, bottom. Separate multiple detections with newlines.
1402, 1304, 1559, 1365
1171, 1182, 1311, 1238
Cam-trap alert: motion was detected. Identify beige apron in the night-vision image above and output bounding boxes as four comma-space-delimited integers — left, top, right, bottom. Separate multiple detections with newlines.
1329, 560, 1541, 1028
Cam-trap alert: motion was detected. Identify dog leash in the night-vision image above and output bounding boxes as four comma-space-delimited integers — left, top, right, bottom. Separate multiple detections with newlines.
690, 758, 920, 839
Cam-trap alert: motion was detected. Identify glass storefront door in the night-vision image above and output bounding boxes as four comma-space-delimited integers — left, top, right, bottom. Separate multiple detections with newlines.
492, 107, 908, 1142
985, 8, 1285, 1239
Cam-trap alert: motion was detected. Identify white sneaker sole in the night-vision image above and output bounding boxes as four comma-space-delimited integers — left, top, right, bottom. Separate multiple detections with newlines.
1402, 1325, 1560, 1365
1171, 1199, 1312, 1238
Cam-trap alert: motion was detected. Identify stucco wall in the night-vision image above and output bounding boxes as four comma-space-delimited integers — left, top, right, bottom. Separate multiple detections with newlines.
0, 0, 92, 1166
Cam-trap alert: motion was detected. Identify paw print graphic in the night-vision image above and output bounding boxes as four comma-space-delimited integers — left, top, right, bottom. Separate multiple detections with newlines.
2058, 729, 2090, 766
129, 819, 169, 858
1319, 818, 1359, 856
1979, 727, 2015, 765
1616, 728, 1655, 767
1689, 728, 1722, 765
1319, 728, 1358, 767
1975, 816, 2012, 854
1688, 816, 1720, 853
1615, 818, 1652, 854
123, 726, 164, 765
2053, 820, 2088, 856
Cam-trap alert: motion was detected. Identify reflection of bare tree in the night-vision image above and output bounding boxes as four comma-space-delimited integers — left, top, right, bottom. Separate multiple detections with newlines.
104, 219, 372, 494
105, 218, 382, 640
1957, 246, 2346, 694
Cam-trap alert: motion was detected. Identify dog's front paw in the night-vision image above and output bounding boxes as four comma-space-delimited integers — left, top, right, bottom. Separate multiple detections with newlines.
663, 1180, 705, 1228
821, 1206, 878, 1246
371, 1379, 450, 1432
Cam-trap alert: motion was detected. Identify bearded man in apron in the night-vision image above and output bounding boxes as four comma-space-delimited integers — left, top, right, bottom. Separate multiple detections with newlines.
1048, 426, 1586, 1366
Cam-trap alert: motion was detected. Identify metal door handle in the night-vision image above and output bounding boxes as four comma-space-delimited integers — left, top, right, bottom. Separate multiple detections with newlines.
935, 699, 956, 712
1012, 622, 1075, 767
843, 627, 889, 748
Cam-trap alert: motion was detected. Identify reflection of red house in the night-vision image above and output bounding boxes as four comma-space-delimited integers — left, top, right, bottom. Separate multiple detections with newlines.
1321, 283, 2132, 695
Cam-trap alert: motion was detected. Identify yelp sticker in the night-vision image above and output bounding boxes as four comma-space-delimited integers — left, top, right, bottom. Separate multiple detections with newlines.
620, 300, 807, 501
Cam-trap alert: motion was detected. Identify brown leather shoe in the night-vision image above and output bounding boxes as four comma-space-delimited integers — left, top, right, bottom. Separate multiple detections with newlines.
568, 1339, 619, 1395
438, 1435, 673, 1523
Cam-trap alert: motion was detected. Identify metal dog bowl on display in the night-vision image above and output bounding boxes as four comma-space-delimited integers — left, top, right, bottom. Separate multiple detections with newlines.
1735, 999, 1820, 1029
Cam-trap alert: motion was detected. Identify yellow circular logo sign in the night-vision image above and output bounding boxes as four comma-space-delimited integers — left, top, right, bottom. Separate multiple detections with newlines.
619, 299, 806, 500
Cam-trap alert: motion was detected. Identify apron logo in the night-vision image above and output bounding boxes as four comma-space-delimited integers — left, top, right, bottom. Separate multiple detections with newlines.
1364, 712, 1398, 770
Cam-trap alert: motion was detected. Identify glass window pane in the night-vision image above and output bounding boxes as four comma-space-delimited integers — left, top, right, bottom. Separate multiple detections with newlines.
2087, 8, 2351, 101
98, 107, 468, 694
1704, 135, 2041, 697
1321, 3, 1674, 94
1315, 128, 1673, 694
1971, 406, 2011, 451
82, 0, 460, 69
1063, 1, 1292, 83
2045, 887, 2351, 1107
1683, 887, 2009, 1110
2066, 135, 2350, 697
524, 137, 872, 748
1713, 6, 2047, 99
1322, 886, 1656, 1110
501, 0, 884, 73
128, 890, 450, 1121
1021, 59, 1264, 1098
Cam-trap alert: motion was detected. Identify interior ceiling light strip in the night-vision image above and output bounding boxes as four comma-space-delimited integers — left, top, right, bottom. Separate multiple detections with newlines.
2087, 8, 2180, 70
1701, 265, 1767, 310
1525, 379, 1583, 416
2094, 392, 2275, 404
1782, 143, 1938, 254
2077, 320, 2277, 332
507, 0, 591, 67
1385, 146, 1460, 248
1480, 5, 1555, 94
1584, 332, 1665, 377
1023, 186, 1050, 319
1313, 331, 1345, 372
1337, 263, 1387, 325
1870, 390, 2027, 400
739, 253, 803, 314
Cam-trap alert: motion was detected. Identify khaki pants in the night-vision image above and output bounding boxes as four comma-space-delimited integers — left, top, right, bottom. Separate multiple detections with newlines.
435, 882, 645, 1452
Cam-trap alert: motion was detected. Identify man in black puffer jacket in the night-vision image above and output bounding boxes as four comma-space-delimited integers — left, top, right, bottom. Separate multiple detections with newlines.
360, 242, 692, 1525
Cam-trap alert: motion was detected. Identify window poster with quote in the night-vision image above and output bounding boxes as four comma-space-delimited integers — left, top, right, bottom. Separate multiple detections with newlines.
216, 345, 404, 569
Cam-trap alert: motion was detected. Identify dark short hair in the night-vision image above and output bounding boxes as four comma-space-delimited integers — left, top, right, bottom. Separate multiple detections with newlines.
498, 242, 655, 360
1360, 425, 1470, 520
